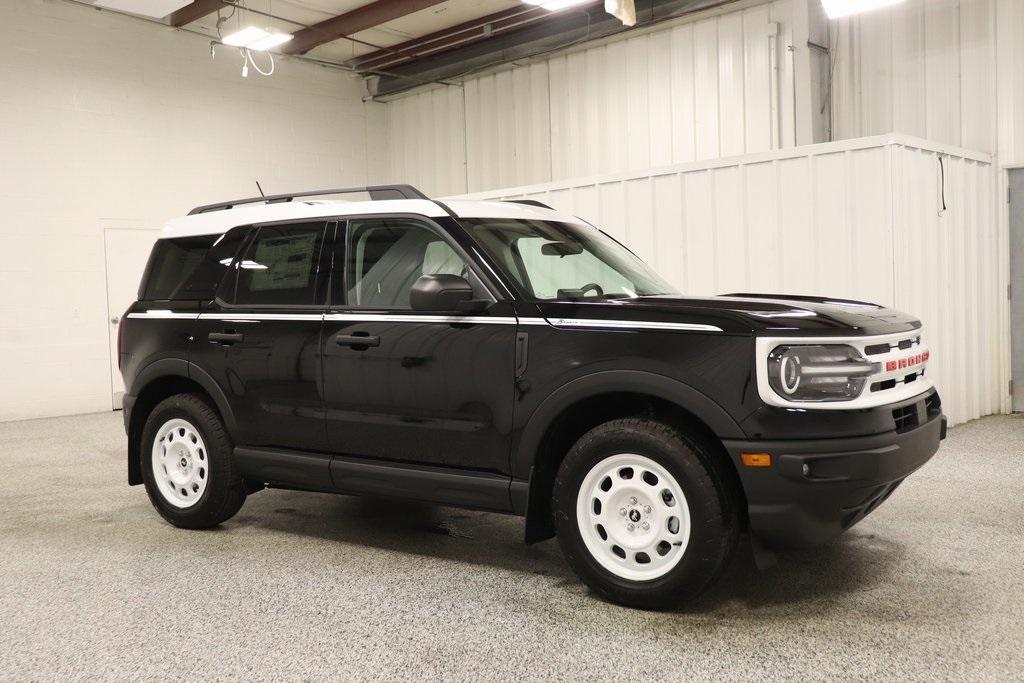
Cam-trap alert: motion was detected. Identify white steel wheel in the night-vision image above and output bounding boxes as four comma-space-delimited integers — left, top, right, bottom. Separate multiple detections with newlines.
576, 453, 692, 581
151, 418, 209, 509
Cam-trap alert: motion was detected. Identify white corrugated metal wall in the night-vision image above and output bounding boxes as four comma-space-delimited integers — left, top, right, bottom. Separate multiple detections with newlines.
830, 0, 1024, 164
384, 0, 798, 197
377, 0, 1015, 425
458, 135, 1005, 426
826, 0, 1020, 425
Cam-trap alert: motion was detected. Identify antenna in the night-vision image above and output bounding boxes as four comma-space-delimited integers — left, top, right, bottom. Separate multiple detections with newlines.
255, 181, 265, 197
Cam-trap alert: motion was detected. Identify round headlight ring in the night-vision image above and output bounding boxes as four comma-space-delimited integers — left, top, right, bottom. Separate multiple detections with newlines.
779, 354, 800, 394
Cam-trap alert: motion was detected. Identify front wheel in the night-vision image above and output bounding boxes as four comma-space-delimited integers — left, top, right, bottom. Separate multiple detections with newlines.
553, 418, 738, 609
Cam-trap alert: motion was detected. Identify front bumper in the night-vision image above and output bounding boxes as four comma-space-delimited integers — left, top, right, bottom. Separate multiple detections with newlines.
724, 391, 945, 548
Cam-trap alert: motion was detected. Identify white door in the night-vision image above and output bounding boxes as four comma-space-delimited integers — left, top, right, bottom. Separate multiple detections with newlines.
104, 228, 159, 409
1011, 169, 1024, 412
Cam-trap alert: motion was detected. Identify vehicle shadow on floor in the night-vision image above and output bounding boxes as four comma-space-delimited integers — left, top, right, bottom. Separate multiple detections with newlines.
691, 531, 907, 613
241, 491, 571, 577
241, 489, 907, 613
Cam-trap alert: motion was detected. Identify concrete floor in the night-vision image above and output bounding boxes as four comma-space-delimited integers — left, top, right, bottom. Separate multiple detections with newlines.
0, 412, 1021, 680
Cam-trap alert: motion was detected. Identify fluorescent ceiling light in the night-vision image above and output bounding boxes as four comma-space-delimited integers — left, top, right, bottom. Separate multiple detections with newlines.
222, 27, 270, 47
247, 32, 294, 51
820, 0, 904, 19
222, 26, 293, 51
523, 0, 593, 11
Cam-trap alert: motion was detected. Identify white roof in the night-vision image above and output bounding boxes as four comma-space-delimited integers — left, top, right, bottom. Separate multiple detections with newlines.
161, 198, 582, 238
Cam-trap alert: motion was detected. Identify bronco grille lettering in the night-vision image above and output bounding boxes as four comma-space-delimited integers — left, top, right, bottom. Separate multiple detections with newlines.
886, 351, 930, 372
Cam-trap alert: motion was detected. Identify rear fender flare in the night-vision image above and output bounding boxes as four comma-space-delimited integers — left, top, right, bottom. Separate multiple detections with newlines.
127, 360, 239, 483
185, 362, 239, 439
130, 359, 238, 440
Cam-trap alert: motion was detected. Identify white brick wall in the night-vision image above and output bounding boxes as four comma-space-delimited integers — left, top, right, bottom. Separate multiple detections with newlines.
0, 0, 384, 421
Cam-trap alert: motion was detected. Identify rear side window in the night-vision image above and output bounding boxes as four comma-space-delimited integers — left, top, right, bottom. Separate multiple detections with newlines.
142, 235, 216, 301
141, 228, 249, 301
229, 222, 327, 306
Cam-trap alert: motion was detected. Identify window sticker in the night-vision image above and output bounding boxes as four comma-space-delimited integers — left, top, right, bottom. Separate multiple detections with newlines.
247, 232, 317, 292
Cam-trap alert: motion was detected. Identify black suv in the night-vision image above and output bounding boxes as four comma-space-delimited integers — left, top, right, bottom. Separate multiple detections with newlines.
120, 185, 945, 608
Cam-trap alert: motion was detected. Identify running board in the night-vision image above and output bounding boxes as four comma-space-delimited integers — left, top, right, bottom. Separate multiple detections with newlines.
233, 446, 515, 513
234, 447, 332, 493
330, 455, 514, 513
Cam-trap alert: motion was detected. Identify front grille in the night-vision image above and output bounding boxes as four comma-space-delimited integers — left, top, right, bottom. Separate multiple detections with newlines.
891, 391, 939, 433
892, 404, 919, 432
864, 335, 922, 356
870, 368, 925, 393
758, 330, 931, 409
925, 392, 942, 416
863, 331, 927, 396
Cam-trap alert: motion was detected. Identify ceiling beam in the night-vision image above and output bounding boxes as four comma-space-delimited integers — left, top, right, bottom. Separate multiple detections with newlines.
167, 0, 228, 27
369, 0, 729, 98
283, 0, 448, 55
350, 5, 555, 73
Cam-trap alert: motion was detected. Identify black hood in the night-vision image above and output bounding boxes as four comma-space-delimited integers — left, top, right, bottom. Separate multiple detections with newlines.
533, 293, 921, 336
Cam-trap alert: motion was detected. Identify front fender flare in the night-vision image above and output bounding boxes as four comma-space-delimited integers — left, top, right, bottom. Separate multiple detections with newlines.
512, 370, 745, 481
513, 370, 746, 543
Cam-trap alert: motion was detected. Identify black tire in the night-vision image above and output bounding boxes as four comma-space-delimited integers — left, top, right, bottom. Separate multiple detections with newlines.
140, 393, 246, 529
553, 417, 739, 609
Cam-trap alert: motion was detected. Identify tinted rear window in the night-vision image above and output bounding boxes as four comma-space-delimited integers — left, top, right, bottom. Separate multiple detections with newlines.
228, 222, 327, 306
142, 229, 248, 301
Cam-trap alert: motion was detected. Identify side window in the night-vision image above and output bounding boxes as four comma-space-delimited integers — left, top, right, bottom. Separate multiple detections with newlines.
143, 235, 217, 301
178, 226, 250, 300
231, 222, 326, 306
346, 218, 476, 309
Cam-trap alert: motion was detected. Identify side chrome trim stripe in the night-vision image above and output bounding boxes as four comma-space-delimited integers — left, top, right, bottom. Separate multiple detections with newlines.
127, 311, 722, 332
199, 313, 324, 322
127, 311, 200, 320
323, 314, 517, 325
544, 318, 724, 333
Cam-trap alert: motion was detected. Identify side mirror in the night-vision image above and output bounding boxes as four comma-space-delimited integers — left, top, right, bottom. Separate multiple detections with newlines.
410, 274, 486, 312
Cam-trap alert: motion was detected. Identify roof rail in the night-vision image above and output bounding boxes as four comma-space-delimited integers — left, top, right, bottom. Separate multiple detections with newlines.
187, 184, 429, 215
503, 199, 554, 210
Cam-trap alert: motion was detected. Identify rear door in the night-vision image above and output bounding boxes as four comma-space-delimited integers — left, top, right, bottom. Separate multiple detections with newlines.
191, 220, 331, 452
321, 215, 518, 474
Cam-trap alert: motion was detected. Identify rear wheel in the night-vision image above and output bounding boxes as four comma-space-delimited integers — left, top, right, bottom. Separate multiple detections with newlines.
141, 393, 246, 529
553, 417, 738, 609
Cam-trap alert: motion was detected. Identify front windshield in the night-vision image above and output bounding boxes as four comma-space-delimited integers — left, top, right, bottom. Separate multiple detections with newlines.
465, 218, 676, 301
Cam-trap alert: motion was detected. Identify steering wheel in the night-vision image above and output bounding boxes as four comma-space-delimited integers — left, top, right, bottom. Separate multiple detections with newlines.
579, 282, 604, 297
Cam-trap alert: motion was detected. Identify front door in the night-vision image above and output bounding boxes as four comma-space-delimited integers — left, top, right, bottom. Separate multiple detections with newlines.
322, 216, 517, 473
190, 220, 331, 452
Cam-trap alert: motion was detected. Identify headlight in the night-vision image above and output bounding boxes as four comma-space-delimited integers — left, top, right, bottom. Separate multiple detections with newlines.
766, 345, 880, 402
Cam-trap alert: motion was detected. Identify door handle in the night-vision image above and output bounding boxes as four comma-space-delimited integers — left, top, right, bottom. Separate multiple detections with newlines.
208, 331, 244, 345
334, 333, 380, 348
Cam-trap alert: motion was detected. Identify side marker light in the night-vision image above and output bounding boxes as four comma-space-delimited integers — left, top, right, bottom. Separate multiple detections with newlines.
741, 453, 772, 468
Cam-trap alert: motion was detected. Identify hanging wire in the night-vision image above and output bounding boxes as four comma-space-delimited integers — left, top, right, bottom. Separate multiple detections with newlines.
215, 3, 237, 38
245, 48, 276, 76
937, 156, 948, 217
